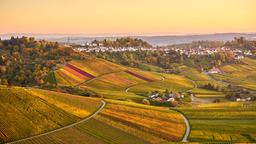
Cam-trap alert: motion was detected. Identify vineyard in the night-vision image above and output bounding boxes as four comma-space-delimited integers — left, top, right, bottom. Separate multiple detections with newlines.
211, 58, 256, 91
192, 88, 225, 98
84, 71, 145, 91
95, 101, 186, 143
0, 86, 101, 143
179, 102, 256, 142
12, 100, 186, 144
129, 73, 194, 94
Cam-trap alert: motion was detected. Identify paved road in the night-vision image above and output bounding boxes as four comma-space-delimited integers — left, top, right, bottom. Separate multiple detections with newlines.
180, 112, 190, 142
8, 100, 106, 144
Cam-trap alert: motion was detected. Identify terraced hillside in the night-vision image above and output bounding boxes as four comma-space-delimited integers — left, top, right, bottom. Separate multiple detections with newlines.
54, 58, 165, 101
211, 58, 256, 91
0, 86, 101, 143
179, 102, 256, 143
13, 100, 186, 144
129, 73, 194, 94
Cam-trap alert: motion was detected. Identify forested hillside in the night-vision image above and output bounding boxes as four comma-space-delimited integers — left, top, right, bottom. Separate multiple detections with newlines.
0, 37, 83, 86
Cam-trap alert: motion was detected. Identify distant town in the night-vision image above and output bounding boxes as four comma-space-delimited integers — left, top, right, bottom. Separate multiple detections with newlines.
72, 41, 253, 60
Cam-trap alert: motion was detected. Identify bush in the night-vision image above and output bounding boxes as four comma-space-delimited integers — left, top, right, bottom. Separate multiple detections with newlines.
142, 99, 150, 105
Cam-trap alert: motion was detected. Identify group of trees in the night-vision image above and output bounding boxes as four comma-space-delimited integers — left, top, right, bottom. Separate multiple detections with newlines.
225, 37, 256, 52
92, 49, 237, 72
168, 40, 224, 49
92, 37, 152, 48
225, 85, 256, 101
0, 36, 83, 86
199, 83, 223, 92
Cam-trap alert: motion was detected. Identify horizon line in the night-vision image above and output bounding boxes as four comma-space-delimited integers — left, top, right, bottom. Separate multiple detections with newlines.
1, 32, 256, 38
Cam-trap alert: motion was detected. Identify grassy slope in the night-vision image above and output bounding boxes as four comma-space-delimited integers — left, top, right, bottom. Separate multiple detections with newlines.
179, 102, 256, 143
212, 58, 256, 91
0, 86, 101, 143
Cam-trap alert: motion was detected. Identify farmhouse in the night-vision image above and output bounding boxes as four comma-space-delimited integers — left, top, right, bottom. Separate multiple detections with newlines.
208, 67, 221, 74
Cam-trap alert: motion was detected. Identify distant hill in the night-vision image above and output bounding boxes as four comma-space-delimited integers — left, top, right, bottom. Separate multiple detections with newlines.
1, 33, 256, 46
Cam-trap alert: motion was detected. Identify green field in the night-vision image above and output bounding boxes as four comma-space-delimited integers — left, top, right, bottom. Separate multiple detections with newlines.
0, 86, 101, 143
179, 102, 256, 143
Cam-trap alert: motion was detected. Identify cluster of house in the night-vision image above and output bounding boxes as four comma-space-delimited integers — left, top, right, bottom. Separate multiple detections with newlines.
170, 46, 253, 59
74, 46, 158, 53
148, 91, 184, 103
72, 43, 254, 59
229, 95, 253, 102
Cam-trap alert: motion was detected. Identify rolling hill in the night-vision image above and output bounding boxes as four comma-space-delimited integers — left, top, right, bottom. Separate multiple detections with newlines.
0, 86, 101, 143
11, 100, 186, 144
211, 58, 256, 91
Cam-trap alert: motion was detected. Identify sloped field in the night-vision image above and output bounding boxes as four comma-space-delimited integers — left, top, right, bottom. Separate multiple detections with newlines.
179, 102, 256, 143
0, 86, 101, 143
96, 101, 186, 143
69, 59, 124, 76
15, 100, 186, 144
84, 71, 145, 91
129, 73, 194, 94
192, 88, 225, 98
212, 58, 256, 90
55, 63, 96, 86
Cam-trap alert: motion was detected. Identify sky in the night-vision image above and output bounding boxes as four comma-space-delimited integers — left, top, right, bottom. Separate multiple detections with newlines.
1, 0, 256, 36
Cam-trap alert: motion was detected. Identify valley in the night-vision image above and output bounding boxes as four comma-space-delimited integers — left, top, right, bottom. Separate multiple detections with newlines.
0, 37, 256, 143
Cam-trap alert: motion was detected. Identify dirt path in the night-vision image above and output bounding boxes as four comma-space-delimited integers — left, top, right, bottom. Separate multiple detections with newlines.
8, 100, 106, 144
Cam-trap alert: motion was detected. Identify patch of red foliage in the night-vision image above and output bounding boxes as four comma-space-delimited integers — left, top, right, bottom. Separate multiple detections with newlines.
66, 63, 95, 79
124, 70, 154, 82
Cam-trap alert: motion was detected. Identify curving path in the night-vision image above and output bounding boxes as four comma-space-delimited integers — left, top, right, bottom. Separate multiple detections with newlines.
180, 112, 190, 142
8, 100, 106, 144
125, 74, 190, 142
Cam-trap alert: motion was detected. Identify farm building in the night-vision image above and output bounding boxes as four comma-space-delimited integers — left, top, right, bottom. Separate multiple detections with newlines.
208, 67, 222, 74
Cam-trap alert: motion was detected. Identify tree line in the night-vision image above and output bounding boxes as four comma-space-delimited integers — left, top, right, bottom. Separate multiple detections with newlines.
91, 49, 237, 72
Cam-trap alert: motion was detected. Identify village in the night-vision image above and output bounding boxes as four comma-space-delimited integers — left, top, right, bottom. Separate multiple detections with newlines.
73, 42, 253, 59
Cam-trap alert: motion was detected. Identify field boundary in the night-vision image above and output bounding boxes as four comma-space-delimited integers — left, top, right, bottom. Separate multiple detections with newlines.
8, 100, 106, 144
171, 108, 191, 142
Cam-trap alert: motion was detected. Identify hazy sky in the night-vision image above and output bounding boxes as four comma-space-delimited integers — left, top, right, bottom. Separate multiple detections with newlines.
1, 0, 256, 36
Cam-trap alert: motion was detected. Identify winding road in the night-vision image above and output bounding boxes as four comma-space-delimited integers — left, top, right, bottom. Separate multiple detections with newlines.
180, 112, 190, 142
8, 100, 106, 144
125, 74, 190, 142
9, 73, 191, 143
